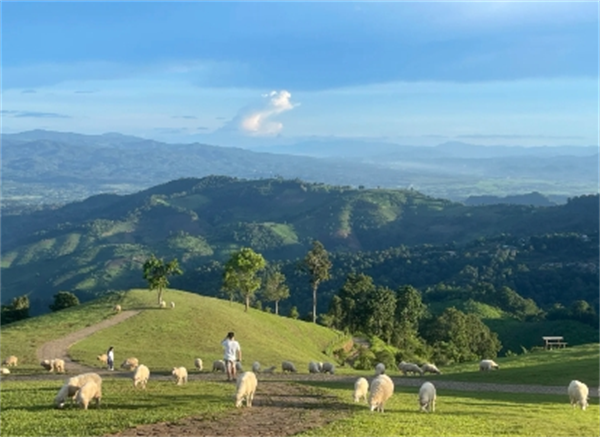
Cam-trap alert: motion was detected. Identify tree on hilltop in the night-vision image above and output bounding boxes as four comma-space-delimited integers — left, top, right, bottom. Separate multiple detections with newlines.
49, 291, 80, 312
261, 267, 290, 315
301, 240, 332, 323
222, 247, 266, 312
142, 254, 183, 305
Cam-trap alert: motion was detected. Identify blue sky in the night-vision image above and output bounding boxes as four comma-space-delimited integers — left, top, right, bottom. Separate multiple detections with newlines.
2, 2, 598, 148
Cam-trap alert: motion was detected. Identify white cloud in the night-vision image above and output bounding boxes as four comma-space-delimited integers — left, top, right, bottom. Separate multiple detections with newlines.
235, 90, 298, 136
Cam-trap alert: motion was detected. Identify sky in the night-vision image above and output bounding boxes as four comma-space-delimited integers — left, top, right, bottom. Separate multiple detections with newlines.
1, 1, 599, 148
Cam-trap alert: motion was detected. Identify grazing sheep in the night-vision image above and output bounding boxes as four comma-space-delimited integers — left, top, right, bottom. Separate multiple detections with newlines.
353, 377, 369, 403
308, 361, 321, 374
113, 304, 122, 313
418, 382, 437, 413
235, 371, 258, 408
76, 380, 102, 410
194, 358, 203, 371
97, 354, 108, 365
568, 380, 589, 410
235, 361, 244, 373
375, 362, 386, 376
479, 359, 499, 371
159, 300, 166, 308
170, 301, 175, 309
55, 372, 102, 409
321, 362, 335, 374
262, 365, 276, 374
120, 357, 139, 370
369, 374, 395, 413
40, 360, 53, 371
398, 361, 424, 376
281, 361, 297, 373
172, 366, 188, 385
41, 359, 65, 373
421, 363, 442, 375
252, 361, 261, 373
2, 356, 18, 367
1, 367, 10, 375
133, 364, 150, 389
212, 360, 226, 372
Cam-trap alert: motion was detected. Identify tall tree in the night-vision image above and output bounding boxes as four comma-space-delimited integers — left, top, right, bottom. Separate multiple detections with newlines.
261, 267, 290, 315
0, 295, 30, 325
301, 240, 332, 323
142, 254, 183, 305
49, 291, 80, 312
223, 247, 266, 312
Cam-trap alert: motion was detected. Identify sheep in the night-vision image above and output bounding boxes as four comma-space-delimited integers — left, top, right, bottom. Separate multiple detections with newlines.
321, 362, 335, 374
262, 365, 276, 374
120, 357, 139, 370
40, 360, 53, 371
55, 372, 102, 409
97, 354, 108, 365
133, 364, 150, 389
479, 359, 499, 371
194, 358, 203, 371
159, 300, 166, 308
41, 359, 65, 373
76, 380, 102, 410
172, 366, 188, 385
281, 361, 297, 373
398, 361, 424, 376
375, 362, 386, 375
421, 363, 442, 375
308, 361, 321, 374
235, 361, 244, 373
113, 304, 122, 313
212, 360, 226, 372
2, 356, 18, 367
252, 361, 261, 373
353, 377, 369, 403
368, 374, 395, 413
1, 367, 10, 375
235, 371, 258, 408
568, 380, 589, 410
418, 382, 437, 413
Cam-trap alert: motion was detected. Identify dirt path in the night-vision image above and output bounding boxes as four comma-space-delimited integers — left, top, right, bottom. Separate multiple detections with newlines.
36, 310, 141, 374
106, 381, 350, 437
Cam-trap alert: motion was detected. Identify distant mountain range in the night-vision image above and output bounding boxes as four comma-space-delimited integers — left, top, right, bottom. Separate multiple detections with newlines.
1, 130, 597, 207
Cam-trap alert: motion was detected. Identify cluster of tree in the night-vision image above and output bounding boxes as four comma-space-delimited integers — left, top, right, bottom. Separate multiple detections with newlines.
1, 291, 81, 326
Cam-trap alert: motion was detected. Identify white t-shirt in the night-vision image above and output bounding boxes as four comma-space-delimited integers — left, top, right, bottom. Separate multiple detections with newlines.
108, 350, 114, 361
221, 339, 241, 361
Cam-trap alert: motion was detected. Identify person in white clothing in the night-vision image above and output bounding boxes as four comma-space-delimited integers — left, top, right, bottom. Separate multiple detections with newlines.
107, 346, 114, 371
221, 332, 242, 381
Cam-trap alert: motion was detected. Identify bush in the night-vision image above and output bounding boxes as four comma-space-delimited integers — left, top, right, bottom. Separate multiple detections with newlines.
353, 346, 376, 370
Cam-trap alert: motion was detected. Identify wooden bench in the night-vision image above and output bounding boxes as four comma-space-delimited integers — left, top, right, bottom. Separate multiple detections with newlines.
542, 336, 568, 350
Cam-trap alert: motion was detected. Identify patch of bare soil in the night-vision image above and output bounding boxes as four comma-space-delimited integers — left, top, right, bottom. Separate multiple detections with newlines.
105, 380, 352, 437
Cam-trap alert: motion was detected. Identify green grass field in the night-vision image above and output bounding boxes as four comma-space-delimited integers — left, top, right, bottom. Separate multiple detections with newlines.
297, 383, 599, 437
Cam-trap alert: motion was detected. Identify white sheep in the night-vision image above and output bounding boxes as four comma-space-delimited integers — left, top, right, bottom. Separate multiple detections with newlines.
281, 361, 297, 373
369, 374, 395, 413
55, 372, 102, 409
2, 356, 18, 367
212, 360, 226, 372
321, 362, 335, 374
262, 365, 276, 374
41, 359, 65, 373
308, 361, 321, 374
172, 366, 188, 385
120, 357, 139, 370
252, 361, 261, 373
194, 358, 203, 371
113, 304, 122, 313
159, 300, 166, 309
235, 371, 258, 408
479, 359, 499, 371
170, 301, 175, 309
418, 381, 437, 413
398, 361, 424, 376
421, 363, 442, 375
76, 380, 102, 410
568, 380, 589, 410
235, 361, 244, 373
353, 377, 369, 403
375, 362, 386, 375
1, 367, 10, 375
133, 364, 150, 389
97, 354, 108, 365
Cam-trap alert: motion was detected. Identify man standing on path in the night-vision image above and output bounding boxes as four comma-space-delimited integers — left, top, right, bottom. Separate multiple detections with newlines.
221, 332, 242, 381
